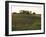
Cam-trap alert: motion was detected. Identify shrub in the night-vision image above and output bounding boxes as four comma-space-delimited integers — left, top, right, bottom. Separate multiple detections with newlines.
33, 12, 36, 14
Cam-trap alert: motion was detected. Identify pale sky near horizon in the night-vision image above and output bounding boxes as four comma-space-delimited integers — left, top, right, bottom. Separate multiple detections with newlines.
11, 3, 43, 14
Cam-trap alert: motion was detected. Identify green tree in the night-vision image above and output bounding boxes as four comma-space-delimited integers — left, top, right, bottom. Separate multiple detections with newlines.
33, 12, 36, 14
20, 10, 29, 14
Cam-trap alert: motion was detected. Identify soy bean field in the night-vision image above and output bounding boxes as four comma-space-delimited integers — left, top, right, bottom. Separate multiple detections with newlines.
12, 14, 41, 31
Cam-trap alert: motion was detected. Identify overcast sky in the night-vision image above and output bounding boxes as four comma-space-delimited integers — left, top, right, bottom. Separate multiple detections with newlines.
11, 3, 43, 14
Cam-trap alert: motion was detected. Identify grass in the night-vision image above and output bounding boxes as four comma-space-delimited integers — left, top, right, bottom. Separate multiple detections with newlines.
12, 14, 41, 31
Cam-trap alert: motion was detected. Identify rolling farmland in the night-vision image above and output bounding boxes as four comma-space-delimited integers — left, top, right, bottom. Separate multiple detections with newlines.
12, 14, 41, 31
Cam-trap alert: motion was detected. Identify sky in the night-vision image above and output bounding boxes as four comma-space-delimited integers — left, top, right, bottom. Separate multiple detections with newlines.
11, 3, 43, 14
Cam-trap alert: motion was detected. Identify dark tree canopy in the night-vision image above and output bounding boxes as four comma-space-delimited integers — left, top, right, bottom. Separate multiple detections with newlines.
12, 12, 16, 14
20, 10, 29, 14
33, 12, 36, 14
13, 10, 36, 15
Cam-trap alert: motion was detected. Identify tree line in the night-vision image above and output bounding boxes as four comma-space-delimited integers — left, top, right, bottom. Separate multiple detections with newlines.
13, 10, 36, 14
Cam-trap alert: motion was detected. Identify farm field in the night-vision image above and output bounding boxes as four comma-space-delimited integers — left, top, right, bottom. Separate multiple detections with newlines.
12, 14, 41, 31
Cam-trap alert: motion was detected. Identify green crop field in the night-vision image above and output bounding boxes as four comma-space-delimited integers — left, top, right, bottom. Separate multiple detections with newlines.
12, 14, 41, 31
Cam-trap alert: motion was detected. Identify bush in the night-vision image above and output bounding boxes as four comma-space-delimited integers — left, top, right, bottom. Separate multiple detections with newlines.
33, 12, 36, 14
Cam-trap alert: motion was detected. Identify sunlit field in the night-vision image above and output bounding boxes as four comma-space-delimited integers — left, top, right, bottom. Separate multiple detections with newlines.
12, 13, 41, 31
